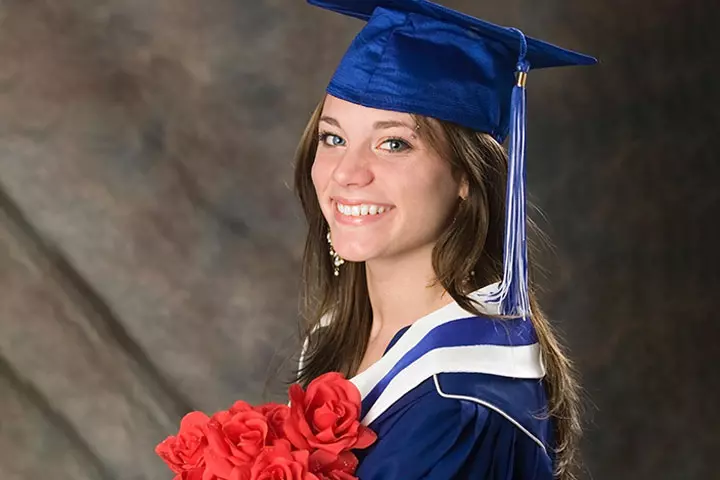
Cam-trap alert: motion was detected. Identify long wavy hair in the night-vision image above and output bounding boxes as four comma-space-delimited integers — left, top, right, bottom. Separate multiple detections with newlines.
293, 100, 582, 479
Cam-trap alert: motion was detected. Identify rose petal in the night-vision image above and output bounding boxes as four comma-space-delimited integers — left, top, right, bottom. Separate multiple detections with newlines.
180, 412, 212, 432
285, 385, 313, 450
204, 421, 233, 457
229, 401, 254, 414
264, 405, 290, 443
312, 405, 339, 431
181, 467, 206, 480
309, 450, 358, 474
204, 447, 235, 479
351, 426, 377, 450
250, 441, 317, 480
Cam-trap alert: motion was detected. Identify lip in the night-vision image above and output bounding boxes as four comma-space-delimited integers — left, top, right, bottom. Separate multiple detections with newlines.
331, 196, 394, 208
331, 197, 395, 226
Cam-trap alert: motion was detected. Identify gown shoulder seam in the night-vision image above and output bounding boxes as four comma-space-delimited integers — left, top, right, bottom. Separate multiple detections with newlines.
432, 374, 548, 453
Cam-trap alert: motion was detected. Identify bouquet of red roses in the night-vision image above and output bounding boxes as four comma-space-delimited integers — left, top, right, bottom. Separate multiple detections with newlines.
155, 373, 377, 480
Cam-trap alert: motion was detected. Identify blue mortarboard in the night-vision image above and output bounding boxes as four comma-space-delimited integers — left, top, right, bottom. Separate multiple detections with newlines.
308, 0, 597, 318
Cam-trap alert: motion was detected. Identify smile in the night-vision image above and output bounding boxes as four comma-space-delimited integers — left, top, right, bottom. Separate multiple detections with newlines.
335, 201, 392, 217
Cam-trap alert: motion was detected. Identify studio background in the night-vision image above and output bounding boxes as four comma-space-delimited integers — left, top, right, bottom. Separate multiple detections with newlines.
0, 0, 717, 479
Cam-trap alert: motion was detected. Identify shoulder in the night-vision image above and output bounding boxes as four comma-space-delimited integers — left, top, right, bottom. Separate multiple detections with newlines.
369, 371, 552, 453
432, 371, 553, 453
356, 374, 555, 479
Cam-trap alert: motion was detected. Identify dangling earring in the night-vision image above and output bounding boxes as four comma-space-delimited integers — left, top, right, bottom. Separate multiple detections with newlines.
326, 231, 345, 276
452, 195, 466, 224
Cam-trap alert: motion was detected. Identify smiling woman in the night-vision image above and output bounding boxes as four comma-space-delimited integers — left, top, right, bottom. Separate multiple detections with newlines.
293, 1, 596, 479
313, 96, 464, 271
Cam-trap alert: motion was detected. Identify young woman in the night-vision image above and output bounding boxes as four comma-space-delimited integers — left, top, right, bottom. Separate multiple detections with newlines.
293, 0, 596, 478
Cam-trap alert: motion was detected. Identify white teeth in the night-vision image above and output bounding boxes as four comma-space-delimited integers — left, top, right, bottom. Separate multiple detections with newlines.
335, 202, 389, 217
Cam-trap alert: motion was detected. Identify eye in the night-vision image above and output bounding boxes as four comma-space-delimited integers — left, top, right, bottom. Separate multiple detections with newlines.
318, 131, 346, 147
379, 138, 411, 153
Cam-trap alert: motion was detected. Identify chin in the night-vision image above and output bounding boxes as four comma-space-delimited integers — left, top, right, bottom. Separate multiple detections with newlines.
327, 224, 382, 263
334, 246, 375, 263
332, 236, 388, 263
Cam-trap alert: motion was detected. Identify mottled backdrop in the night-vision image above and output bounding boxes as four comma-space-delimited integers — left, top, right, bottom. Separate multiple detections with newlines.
0, 0, 717, 479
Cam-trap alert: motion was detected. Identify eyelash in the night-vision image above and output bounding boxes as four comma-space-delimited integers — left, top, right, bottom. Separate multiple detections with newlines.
317, 131, 344, 147
317, 130, 413, 152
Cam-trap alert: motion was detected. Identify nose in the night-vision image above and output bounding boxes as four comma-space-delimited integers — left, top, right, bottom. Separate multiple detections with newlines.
331, 146, 374, 188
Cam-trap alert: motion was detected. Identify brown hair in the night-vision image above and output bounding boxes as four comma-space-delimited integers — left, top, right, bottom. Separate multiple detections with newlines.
293, 101, 582, 479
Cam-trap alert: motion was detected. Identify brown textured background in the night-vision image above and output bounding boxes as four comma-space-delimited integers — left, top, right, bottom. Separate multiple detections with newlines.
0, 0, 718, 479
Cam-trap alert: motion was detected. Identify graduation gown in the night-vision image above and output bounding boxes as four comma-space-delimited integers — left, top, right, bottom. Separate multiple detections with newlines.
348, 288, 555, 479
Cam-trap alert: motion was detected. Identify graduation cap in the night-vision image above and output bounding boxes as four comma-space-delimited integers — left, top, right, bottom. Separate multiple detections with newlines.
308, 0, 597, 318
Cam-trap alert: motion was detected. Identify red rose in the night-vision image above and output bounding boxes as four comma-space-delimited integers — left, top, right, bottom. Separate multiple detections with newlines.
204, 409, 269, 479
284, 373, 377, 456
309, 450, 359, 480
250, 440, 319, 480
255, 403, 291, 444
211, 400, 254, 425
156, 411, 211, 475
229, 401, 254, 414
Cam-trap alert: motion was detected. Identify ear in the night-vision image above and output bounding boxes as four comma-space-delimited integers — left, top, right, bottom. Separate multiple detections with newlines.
458, 176, 469, 200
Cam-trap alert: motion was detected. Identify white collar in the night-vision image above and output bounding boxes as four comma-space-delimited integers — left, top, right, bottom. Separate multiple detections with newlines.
349, 283, 544, 425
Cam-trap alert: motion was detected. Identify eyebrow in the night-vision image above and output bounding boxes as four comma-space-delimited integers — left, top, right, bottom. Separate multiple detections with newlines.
319, 116, 418, 136
319, 116, 341, 128
372, 120, 417, 132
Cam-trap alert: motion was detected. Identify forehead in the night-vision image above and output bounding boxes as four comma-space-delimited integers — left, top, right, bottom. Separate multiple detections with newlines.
320, 94, 416, 126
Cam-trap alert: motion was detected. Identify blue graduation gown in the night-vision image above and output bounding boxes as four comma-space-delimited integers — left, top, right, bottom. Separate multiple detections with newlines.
348, 288, 555, 479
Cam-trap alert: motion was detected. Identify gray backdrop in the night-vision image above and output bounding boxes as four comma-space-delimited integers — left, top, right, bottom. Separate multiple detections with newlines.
0, 0, 718, 479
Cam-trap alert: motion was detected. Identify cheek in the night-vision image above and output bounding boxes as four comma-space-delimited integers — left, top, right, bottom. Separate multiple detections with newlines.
311, 153, 332, 192
401, 164, 459, 218
311, 155, 336, 223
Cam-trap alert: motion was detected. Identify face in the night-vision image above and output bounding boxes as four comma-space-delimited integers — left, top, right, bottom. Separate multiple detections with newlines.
311, 95, 466, 264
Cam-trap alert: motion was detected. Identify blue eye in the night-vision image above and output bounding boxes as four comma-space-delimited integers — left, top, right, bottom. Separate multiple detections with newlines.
379, 138, 411, 152
318, 132, 346, 147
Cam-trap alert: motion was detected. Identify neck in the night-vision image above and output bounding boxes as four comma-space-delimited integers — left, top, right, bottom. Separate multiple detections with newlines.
365, 245, 454, 340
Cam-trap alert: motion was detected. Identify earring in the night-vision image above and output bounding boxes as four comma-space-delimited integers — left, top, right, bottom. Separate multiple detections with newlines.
452, 196, 465, 224
462, 270, 476, 288
326, 231, 345, 276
